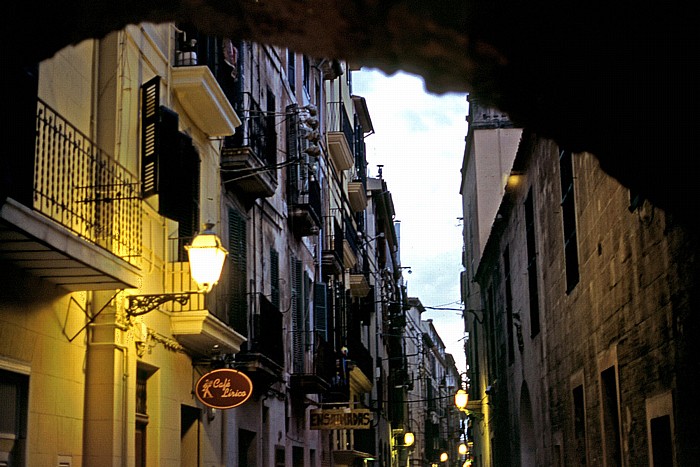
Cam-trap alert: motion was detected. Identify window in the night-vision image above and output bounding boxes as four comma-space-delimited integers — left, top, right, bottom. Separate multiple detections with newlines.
559, 149, 579, 292
293, 446, 304, 467
275, 446, 285, 467
140, 77, 201, 260
228, 208, 248, 337
287, 50, 296, 95
314, 282, 328, 342
646, 392, 675, 467
600, 366, 622, 466
572, 384, 587, 465
270, 248, 280, 309
180, 405, 201, 467
266, 87, 278, 168
650, 416, 673, 467
302, 55, 311, 96
503, 247, 515, 363
239, 429, 256, 466
136, 365, 156, 467
0, 369, 28, 466
291, 258, 305, 373
524, 189, 541, 336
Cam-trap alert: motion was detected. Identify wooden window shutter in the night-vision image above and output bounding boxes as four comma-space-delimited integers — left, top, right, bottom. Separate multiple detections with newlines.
141, 76, 160, 197
270, 248, 280, 309
291, 257, 304, 373
160, 131, 200, 242
286, 104, 300, 200
304, 272, 312, 350
228, 208, 248, 337
314, 282, 328, 341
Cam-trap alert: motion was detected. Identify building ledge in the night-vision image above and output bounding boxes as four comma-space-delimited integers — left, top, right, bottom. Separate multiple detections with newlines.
349, 273, 370, 297
171, 310, 246, 357
343, 240, 357, 269
328, 132, 354, 171
349, 364, 373, 394
332, 450, 373, 465
221, 146, 277, 198
0, 197, 140, 290
171, 65, 242, 137
348, 181, 368, 212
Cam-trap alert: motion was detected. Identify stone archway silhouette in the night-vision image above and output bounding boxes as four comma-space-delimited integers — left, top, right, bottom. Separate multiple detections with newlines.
5, 1, 699, 225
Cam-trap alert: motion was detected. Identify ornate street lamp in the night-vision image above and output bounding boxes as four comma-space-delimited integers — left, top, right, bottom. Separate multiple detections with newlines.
455, 389, 469, 411
127, 223, 227, 316
185, 224, 228, 293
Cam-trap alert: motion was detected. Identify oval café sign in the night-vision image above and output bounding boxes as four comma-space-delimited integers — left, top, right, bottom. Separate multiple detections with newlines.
195, 368, 253, 409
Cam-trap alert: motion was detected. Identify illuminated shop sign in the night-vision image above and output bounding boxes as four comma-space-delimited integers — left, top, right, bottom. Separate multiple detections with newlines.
195, 368, 253, 409
310, 408, 372, 430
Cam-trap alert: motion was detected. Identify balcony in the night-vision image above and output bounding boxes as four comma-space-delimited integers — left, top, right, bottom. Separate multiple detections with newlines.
347, 180, 367, 212
331, 428, 374, 466
221, 97, 278, 199
326, 101, 354, 172
290, 332, 336, 394
171, 65, 241, 137
235, 295, 284, 393
347, 338, 373, 394
165, 260, 246, 357
349, 274, 371, 298
0, 100, 140, 291
288, 179, 322, 237
221, 146, 277, 198
343, 219, 359, 269
322, 214, 344, 276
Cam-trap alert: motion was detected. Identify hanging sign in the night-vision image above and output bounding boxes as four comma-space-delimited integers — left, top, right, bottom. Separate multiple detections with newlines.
310, 408, 372, 430
195, 368, 253, 409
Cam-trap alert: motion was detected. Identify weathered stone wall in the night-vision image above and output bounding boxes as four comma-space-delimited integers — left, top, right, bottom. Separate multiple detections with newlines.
475, 131, 699, 464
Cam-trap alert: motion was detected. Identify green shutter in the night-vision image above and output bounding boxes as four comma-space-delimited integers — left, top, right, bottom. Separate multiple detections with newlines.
286, 104, 300, 201
228, 209, 248, 337
314, 282, 328, 342
291, 258, 304, 372
304, 272, 311, 350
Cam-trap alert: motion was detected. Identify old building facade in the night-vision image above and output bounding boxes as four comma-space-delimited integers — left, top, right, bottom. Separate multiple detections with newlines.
0, 17, 468, 467
461, 98, 700, 466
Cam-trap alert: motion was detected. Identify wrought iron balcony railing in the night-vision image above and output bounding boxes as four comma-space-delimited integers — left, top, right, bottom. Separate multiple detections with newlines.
290, 331, 336, 394
327, 100, 354, 152
287, 178, 322, 236
238, 294, 284, 368
322, 213, 344, 276
34, 99, 141, 265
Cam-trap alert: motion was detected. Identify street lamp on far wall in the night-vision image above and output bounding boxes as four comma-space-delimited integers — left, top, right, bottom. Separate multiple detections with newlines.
403, 431, 415, 447
455, 389, 469, 411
